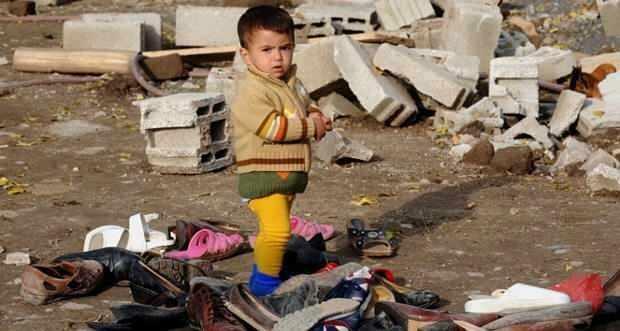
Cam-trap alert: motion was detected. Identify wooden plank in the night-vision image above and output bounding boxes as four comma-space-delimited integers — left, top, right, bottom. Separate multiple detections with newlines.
13, 48, 135, 74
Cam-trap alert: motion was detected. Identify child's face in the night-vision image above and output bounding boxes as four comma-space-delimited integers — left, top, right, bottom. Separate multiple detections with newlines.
240, 29, 294, 79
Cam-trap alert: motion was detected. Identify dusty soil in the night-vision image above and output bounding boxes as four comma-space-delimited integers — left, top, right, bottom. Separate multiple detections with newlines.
1, 0, 619, 330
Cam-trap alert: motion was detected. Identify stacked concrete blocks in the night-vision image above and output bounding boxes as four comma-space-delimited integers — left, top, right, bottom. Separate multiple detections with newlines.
294, 2, 378, 34
333, 36, 417, 127
135, 93, 233, 174
375, 0, 435, 31
80, 13, 162, 51
489, 56, 539, 118
373, 44, 472, 108
597, 0, 620, 37
176, 6, 246, 47
63, 20, 144, 52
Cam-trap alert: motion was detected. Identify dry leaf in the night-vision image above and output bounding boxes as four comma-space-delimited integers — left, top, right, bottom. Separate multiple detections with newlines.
351, 195, 378, 206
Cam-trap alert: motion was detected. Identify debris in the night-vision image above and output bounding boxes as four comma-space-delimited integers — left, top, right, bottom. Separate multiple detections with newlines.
0, 246, 4, 254
294, 37, 342, 97
597, 0, 620, 37
587, 164, 620, 192
577, 99, 620, 138
63, 20, 144, 52
549, 90, 586, 137
599, 72, 620, 104
80, 13, 162, 51
134, 93, 232, 174
47, 120, 111, 138
498, 116, 554, 150
409, 17, 444, 49
490, 145, 534, 175
463, 138, 494, 166
496, 30, 533, 58
434, 98, 503, 134
0, 210, 18, 218
1, 177, 27, 195
551, 137, 593, 173
175, 6, 246, 47
509, 208, 519, 216
333, 35, 417, 127
351, 195, 378, 206
205, 67, 237, 106
36, 0, 74, 6
0, 75, 105, 95
579, 52, 620, 74
375, 0, 434, 31
318, 93, 366, 120
507, 16, 541, 47
9, 1, 36, 17
3, 252, 31, 266
580, 149, 620, 175
527, 47, 577, 81
489, 57, 540, 118
315, 131, 374, 164
294, 2, 377, 35
13, 48, 134, 75
449, 144, 472, 162
59, 302, 94, 311
142, 54, 185, 81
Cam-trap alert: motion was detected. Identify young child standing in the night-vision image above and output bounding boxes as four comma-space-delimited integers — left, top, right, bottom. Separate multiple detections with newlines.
232, 6, 332, 296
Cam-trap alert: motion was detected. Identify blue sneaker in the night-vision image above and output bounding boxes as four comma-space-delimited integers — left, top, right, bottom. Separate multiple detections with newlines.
249, 265, 281, 297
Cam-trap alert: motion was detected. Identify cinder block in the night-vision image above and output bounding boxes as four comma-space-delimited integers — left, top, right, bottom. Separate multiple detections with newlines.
597, 0, 620, 37
489, 57, 539, 118
333, 36, 417, 126
294, 3, 377, 34
176, 6, 246, 47
318, 93, 366, 120
440, 1, 502, 73
409, 18, 444, 49
373, 44, 471, 108
63, 21, 144, 52
499, 116, 553, 149
548, 90, 586, 137
205, 67, 237, 106
292, 13, 336, 37
294, 37, 342, 95
81, 13, 162, 51
527, 47, 576, 81
134, 93, 232, 174
577, 99, 620, 138
375, 0, 434, 31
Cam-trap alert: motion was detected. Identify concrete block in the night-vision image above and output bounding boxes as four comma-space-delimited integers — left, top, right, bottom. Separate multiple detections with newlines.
599, 72, 620, 103
409, 18, 444, 49
440, 1, 502, 73
35, 0, 72, 6
587, 164, 620, 192
527, 47, 576, 81
580, 149, 619, 175
373, 44, 471, 108
176, 6, 246, 47
143, 54, 185, 81
147, 142, 233, 174
294, 37, 342, 95
294, 2, 377, 34
408, 48, 480, 90
63, 21, 144, 52
500, 116, 553, 149
549, 90, 586, 137
489, 57, 539, 117
318, 93, 366, 120
597, 0, 620, 37
315, 131, 374, 163
292, 13, 336, 37
333, 36, 417, 126
434, 98, 502, 133
579, 52, 620, 74
205, 67, 237, 106
375, 0, 435, 31
551, 137, 593, 173
81, 13, 162, 51
577, 99, 620, 137
9, 1, 36, 16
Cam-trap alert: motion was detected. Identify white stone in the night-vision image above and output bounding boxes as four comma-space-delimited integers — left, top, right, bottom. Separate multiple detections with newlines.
333, 36, 417, 126
315, 131, 374, 163
450, 143, 472, 161
3, 252, 30, 266
599, 72, 620, 103
175, 6, 246, 47
318, 93, 366, 120
549, 90, 586, 137
526, 47, 577, 81
294, 37, 342, 95
0, 57, 8, 66
597, 0, 620, 37
551, 137, 593, 172
576, 99, 620, 137
580, 149, 619, 175
490, 57, 539, 117
81, 13, 161, 51
375, 0, 435, 31
63, 21, 144, 52
440, 1, 502, 73
434, 97, 503, 133
59, 302, 94, 311
587, 164, 620, 192
500, 116, 553, 149
373, 44, 471, 108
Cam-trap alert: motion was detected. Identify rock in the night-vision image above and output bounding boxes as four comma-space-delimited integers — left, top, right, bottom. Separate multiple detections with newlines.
48, 120, 111, 138
463, 138, 494, 165
467, 272, 485, 278
499, 116, 553, 149
490, 146, 534, 174
580, 149, 619, 175
0, 57, 8, 66
31, 181, 75, 196
0, 210, 18, 219
449, 144, 472, 161
315, 131, 374, 163
75, 146, 106, 156
510, 208, 519, 215
59, 302, 94, 311
0, 246, 4, 254
551, 137, 593, 173
587, 164, 620, 192
3, 252, 31, 266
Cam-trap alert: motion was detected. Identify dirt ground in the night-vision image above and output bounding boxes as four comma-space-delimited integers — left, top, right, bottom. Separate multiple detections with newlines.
1, 0, 620, 330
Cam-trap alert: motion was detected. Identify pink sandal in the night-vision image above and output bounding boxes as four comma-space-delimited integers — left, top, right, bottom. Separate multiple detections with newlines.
249, 216, 335, 248
165, 228, 244, 262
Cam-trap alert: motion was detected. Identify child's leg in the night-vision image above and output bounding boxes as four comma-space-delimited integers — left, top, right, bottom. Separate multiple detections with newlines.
248, 193, 292, 295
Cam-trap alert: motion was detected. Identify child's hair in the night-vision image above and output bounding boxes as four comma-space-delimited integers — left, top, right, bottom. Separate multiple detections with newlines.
237, 5, 295, 48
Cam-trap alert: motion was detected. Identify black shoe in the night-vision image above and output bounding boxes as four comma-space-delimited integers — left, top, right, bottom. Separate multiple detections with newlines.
53, 247, 140, 283
280, 235, 329, 279
87, 303, 188, 331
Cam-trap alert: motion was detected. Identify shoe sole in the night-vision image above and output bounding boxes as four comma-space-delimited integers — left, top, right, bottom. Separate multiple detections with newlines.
272, 298, 359, 331
224, 300, 272, 331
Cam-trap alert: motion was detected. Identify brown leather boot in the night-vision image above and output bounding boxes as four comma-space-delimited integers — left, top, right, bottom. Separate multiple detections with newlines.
187, 282, 246, 331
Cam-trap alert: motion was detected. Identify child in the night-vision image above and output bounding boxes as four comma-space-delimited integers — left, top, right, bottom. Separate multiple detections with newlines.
232, 5, 332, 296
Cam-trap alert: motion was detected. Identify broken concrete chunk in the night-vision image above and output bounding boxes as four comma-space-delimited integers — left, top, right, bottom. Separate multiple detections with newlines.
587, 164, 620, 192
463, 138, 494, 165
551, 137, 593, 173
580, 149, 619, 175
434, 98, 503, 135
440, 1, 502, 73
373, 44, 471, 108
375, 0, 435, 31
318, 93, 366, 120
549, 90, 586, 137
63, 21, 144, 52
526, 47, 576, 81
500, 116, 553, 149
450, 143, 473, 161
3, 252, 31, 266
294, 37, 342, 96
409, 18, 444, 49
489, 56, 540, 118
315, 131, 374, 163
333, 36, 417, 127
81, 13, 162, 51
576, 99, 620, 138
599, 72, 620, 104
205, 67, 237, 106
176, 6, 246, 47
597, 0, 620, 37
490, 145, 534, 174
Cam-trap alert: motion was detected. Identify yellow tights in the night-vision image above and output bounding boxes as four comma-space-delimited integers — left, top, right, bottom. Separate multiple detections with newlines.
248, 194, 294, 277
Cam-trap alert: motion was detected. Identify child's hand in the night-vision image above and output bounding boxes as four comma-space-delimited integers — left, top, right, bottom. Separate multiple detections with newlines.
309, 112, 326, 140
